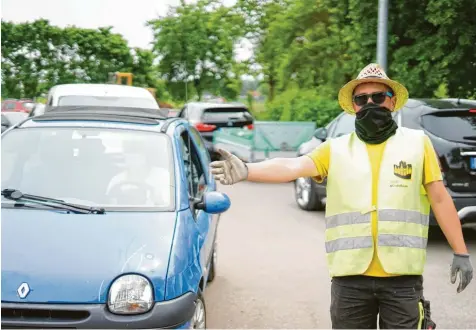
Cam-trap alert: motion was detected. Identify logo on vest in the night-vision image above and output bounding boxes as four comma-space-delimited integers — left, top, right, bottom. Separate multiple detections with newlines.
394, 161, 412, 180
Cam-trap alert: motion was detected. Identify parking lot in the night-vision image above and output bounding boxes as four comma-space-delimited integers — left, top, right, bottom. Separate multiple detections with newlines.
206, 181, 476, 329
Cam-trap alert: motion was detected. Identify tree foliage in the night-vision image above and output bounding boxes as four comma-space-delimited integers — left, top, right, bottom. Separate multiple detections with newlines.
2, 0, 475, 121
1, 19, 164, 100
148, 0, 245, 101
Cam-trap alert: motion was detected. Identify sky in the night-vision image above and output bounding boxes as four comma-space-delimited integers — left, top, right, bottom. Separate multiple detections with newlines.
1, 0, 252, 61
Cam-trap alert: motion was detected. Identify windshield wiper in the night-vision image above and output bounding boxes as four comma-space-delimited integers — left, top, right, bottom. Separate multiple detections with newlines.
1, 189, 105, 214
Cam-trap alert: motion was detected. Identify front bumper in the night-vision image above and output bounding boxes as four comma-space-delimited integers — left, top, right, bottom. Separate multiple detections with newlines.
1, 291, 196, 329
453, 196, 476, 225
458, 206, 476, 225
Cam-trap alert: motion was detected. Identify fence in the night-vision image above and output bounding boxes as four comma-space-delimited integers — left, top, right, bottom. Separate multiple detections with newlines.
213, 121, 316, 162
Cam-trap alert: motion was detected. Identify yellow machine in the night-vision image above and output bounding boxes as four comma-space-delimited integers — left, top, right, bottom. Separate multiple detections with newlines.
108, 72, 157, 99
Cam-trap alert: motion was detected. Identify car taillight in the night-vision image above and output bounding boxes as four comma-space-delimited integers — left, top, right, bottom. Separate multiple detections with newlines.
194, 123, 216, 132
469, 109, 476, 113
246, 124, 254, 130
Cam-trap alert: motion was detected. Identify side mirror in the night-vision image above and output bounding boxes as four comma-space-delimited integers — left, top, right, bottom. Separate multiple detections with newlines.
314, 127, 328, 140
195, 191, 231, 214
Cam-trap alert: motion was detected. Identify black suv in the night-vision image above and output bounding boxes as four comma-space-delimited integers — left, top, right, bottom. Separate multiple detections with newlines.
294, 98, 476, 226
178, 102, 254, 160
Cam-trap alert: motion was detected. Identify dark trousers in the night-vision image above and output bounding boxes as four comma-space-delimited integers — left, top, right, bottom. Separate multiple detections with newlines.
330, 275, 425, 329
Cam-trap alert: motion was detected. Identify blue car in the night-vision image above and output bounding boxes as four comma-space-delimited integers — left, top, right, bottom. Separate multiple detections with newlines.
1, 106, 231, 329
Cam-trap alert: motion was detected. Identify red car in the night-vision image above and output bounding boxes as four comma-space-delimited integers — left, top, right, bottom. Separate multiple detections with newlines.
1, 99, 35, 113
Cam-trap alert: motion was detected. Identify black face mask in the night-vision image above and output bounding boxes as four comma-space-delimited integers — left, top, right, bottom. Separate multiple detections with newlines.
355, 103, 397, 144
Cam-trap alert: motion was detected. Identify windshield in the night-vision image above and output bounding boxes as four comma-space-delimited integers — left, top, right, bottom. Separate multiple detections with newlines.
58, 95, 158, 109
201, 107, 253, 122
421, 111, 476, 142
1, 127, 174, 210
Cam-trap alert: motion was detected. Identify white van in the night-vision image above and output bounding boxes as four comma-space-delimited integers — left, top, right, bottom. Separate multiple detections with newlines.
46, 84, 159, 110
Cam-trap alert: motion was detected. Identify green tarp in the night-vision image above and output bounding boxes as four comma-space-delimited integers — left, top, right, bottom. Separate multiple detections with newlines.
212, 121, 316, 161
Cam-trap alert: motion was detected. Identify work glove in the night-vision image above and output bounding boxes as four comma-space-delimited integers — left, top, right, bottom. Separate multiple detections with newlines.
210, 149, 248, 185
450, 253, 473, 293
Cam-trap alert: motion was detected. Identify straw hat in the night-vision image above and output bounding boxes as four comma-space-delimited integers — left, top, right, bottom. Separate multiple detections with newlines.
338, 63, 409, 115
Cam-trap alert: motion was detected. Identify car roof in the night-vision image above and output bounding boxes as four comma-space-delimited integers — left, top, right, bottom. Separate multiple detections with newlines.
185, 101, 248, 111
404, 98, 476, 110
15, 106, 185, 134
49, 84, 154, 98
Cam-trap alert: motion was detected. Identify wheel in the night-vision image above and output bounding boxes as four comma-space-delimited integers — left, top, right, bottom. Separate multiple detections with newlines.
294, 177, 324, 211
207, 241, 217, 283
190, 289, 206, 329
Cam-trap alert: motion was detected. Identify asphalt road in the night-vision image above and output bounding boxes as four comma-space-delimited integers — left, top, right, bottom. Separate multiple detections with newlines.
205, 181, 476, 329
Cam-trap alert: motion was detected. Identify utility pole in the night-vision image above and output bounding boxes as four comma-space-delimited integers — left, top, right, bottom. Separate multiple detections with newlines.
376, 0, 389, 71
185, 80, 188, 101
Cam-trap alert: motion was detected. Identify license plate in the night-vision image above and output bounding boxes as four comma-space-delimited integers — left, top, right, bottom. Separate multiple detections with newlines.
471, 157, 476, 170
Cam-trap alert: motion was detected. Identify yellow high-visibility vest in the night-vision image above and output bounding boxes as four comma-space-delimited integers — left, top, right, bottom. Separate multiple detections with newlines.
325, 127, 430, 277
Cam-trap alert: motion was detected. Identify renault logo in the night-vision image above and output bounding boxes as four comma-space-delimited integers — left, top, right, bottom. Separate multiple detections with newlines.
17, 283, 30, 299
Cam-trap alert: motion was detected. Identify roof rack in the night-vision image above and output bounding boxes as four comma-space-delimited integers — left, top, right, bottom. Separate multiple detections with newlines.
33, 105, 172, 125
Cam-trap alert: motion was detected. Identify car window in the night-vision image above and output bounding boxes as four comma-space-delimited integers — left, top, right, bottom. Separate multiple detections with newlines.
6, 102, 16, 110
420, 111, 476, 143
186, 104, 204, 121
325, 115, 340, 136
189, 126, 211, 165
179, 106, 188, 118
179, 130, 207, 204
331, 113, 355, 137
1, 127, 174, 210
58, 95, 158, 109
201, 107, 252, 122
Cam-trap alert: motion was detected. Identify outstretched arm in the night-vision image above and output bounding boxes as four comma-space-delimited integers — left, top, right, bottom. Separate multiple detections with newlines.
210, 149, 320, 185
247, 156, 318, 183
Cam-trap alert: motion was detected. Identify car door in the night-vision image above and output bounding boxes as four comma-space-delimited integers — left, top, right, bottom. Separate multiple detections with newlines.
178, 126, 215, 277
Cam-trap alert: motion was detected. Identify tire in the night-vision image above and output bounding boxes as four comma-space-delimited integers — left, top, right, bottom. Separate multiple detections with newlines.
190, 289, 206, 329
207, 241, 217, 283
294, 177, 324, 211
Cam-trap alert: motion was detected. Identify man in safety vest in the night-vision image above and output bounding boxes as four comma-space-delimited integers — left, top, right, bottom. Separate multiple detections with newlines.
210, 63, 474, 329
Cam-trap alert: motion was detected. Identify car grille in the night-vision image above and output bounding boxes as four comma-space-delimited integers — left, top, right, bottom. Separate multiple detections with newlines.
2, 307, 89, 323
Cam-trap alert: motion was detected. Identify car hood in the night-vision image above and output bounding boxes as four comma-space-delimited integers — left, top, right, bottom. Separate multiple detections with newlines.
1, 209, 177, 303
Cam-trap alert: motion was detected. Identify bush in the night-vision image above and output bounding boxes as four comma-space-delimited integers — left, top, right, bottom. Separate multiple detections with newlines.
264, 88, 341, 127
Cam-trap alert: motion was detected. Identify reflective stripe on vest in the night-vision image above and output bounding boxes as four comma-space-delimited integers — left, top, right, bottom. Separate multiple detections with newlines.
325, 127, 430, 277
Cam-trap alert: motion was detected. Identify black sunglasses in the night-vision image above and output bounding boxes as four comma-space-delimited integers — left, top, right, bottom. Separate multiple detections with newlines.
353, 91, 393, 106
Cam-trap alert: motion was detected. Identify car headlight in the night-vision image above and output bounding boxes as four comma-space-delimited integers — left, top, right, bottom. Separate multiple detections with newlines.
107, 274, 154, 315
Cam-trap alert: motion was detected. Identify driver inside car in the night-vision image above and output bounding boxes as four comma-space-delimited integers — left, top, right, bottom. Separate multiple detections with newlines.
106, 140, 170, 206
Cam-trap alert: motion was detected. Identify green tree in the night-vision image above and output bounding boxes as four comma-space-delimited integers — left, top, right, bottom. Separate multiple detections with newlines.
130, 48, 157, 88
149, 0, 245, 101
1, 19, 133, 98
